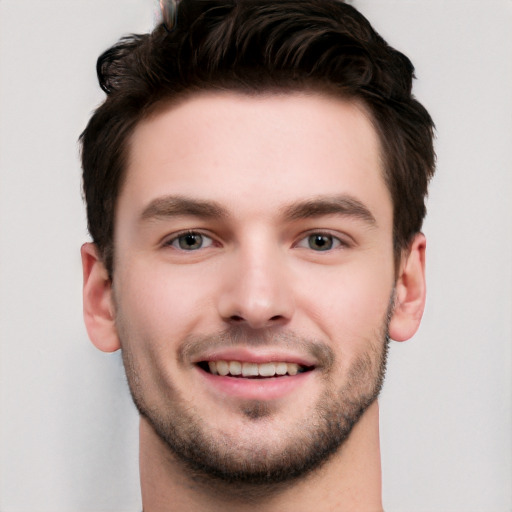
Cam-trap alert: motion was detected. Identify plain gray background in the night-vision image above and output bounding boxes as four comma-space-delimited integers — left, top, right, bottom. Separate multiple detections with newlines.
1, 1, 511, 510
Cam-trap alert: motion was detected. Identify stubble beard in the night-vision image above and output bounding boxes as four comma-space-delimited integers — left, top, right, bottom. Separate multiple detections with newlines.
119, 306, 392, 494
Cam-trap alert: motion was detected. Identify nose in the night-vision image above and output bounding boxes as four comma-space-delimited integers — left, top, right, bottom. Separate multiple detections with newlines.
216, 244, 295, 329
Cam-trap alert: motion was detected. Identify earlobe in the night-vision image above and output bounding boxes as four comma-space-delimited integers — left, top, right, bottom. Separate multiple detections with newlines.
81, 243, 121, 352
388, 233, 427, 342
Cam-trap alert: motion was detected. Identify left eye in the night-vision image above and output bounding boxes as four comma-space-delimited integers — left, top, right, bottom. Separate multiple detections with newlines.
296, 233, 342, 251
168, 232, 213, 251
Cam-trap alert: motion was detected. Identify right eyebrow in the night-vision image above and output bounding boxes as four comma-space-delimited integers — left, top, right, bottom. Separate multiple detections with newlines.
140, 195, 229, 222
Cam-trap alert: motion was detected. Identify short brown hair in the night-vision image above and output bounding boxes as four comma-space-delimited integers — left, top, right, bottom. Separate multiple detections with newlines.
80, 0, 435, 276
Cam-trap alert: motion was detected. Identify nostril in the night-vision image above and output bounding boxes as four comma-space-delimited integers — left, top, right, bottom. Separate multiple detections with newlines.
229, 314, 283, 324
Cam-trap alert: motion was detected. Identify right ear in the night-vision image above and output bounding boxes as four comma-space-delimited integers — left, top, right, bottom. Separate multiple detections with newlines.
81, 243, 121, 352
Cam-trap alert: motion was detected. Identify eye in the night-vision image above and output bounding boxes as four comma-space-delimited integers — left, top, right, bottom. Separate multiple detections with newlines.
296, 233, 343, 251
167, 231, 214, 251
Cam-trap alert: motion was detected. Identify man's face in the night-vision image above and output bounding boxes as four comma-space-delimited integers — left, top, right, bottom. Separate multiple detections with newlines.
112, 91, 396, 483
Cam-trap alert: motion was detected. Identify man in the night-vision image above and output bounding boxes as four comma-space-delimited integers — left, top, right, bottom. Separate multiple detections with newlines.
80, 0, 435, 510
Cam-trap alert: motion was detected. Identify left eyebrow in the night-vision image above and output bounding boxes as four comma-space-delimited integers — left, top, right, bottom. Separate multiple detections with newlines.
281, 195, 377, 226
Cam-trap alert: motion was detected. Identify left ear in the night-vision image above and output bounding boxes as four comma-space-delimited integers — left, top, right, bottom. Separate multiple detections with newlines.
389, 233, 427, 342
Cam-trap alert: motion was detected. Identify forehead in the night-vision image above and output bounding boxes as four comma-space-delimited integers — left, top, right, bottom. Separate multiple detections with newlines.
120, 91, 390, 224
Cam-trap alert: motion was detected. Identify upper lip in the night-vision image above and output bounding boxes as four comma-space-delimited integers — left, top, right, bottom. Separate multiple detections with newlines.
191, 348, 318, 368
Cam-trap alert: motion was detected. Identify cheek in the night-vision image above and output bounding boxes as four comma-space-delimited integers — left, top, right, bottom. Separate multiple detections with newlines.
296, 263, 394, 349
114, 261, 216, 348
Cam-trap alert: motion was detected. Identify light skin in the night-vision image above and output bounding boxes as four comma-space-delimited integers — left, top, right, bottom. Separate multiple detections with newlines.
82, 91, 426, 511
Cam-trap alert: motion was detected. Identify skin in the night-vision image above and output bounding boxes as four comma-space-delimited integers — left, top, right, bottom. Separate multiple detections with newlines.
82, 91, 426, 511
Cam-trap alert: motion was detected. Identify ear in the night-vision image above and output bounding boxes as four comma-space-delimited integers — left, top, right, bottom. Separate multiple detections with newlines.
81, 243, 121, 352
388, 233, 427, 342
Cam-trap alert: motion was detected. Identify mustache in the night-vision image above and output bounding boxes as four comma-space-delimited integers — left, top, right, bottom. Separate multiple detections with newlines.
178, 326, 335, 370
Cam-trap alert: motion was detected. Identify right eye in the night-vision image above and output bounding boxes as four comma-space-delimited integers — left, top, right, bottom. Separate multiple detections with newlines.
166, 231, 214, 251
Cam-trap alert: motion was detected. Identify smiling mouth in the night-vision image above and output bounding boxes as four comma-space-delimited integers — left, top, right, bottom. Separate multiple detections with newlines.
198, 360, 314, 378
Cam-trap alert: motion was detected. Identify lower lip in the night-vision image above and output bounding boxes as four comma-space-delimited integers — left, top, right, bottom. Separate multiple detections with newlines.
197, 366, 313, 401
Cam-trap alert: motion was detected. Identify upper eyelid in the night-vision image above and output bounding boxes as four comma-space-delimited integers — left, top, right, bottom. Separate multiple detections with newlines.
159, 228, 352, 247
294, 229, 352, 246
162, 229, 216, 247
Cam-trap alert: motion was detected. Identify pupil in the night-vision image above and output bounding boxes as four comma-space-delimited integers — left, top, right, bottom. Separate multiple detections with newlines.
310, 234, 332, 251
179, 233, 202, 250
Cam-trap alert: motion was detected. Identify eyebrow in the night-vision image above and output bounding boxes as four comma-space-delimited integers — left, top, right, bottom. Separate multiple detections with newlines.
140, 195, 228, 221
140, 194, 377, 226
281, 195, 377, 226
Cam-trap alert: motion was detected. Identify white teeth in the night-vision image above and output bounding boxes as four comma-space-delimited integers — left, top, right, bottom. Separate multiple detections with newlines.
275, 362, 288, 375
242, 362, 259, 377
216, 360, 229, 376
206, 361, 305, 377
229, 361, 242, 375
258, 363, 276, 377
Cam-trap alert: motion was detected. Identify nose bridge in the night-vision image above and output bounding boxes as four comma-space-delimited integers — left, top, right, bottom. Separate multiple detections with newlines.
217, 234, 294, 328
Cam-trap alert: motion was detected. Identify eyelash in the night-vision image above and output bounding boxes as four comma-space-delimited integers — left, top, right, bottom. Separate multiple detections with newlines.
163, 230, 215, 251
162, 229, 350, 253
294, 231, 349, 252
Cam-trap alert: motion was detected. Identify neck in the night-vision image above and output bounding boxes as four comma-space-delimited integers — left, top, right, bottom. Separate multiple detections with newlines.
139, 401, 383, 512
